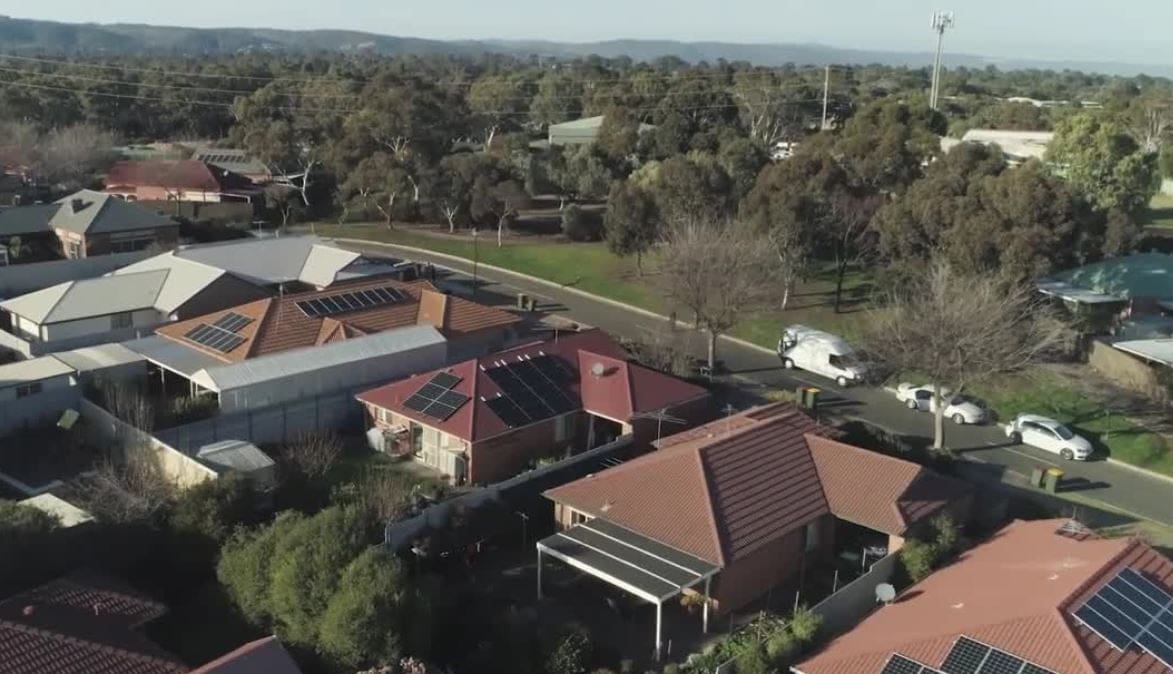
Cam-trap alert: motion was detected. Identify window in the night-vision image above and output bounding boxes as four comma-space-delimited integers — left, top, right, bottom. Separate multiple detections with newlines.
64, 241, 81, 258
570, 509, 590, 526
804, 520, 821, 552
110, 312, 133, 329
915, 390, 931, 400
15, 382, 42, 398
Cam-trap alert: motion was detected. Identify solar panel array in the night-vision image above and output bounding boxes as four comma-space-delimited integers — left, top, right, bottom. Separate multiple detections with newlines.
212, 312, 252, 332
880, 638, 1057, 674
483, 354, 577, 428
184, 323, 245, 353
1072, 567, 1173, 670
296, 286, 407, 318
402, 372, 469, 422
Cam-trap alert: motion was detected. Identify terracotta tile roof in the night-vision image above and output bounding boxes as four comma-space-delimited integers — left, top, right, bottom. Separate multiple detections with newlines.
157, 278, 521, 363
356, 329, 709, 443
105, 160, 257, 194
807, 436, 969, 536
796, 518, 1173, 674
189, 635, 302, 674
0, 571, 186, 674
548, 403, 968, 567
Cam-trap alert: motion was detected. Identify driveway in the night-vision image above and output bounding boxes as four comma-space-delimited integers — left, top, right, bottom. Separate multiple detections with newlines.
340, 239, 1173, 527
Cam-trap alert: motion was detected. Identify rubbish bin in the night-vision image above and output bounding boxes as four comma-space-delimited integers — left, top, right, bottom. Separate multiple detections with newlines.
1044, 467, 1064, 493
1030, 466, 1046, 489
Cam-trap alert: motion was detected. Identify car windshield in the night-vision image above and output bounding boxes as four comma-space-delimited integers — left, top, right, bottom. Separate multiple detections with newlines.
1052, 425, 1075, 440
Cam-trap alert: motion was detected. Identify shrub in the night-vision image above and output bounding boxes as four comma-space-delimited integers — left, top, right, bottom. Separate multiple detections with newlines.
733, 643, 769, 674
930, 513, 960, 555
318, 548, 411, 668
170, 472, 260, 545
545, 625, 594, 674
279, 431, 344, 480
163, 395, 218, 427
788, 605, 822, 644
766, 631, 798, 663
900, 539, 939, 583
561, 204, 602, 242
661, 665, 681, 674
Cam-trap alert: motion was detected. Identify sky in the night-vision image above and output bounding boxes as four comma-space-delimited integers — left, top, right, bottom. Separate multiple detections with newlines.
9, 0, 1173, 64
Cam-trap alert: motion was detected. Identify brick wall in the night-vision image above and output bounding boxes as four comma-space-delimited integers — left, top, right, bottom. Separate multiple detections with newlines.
470, 415, 568, 485
711, 515, 833, 615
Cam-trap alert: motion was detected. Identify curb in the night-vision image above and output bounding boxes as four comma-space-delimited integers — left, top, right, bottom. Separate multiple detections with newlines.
333, 237, 780, 357
1105, 457, 1173, 486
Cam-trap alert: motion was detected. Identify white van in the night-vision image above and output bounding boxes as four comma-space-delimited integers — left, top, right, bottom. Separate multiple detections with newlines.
777, 325, 867, 387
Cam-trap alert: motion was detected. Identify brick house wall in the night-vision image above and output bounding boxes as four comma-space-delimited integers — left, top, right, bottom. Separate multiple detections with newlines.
470, 413, 575, 485
77, 226, 180, 257
711, 514, 835, 615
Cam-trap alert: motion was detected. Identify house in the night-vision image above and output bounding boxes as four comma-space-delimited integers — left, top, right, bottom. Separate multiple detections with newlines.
0, 571, 302, 674
190, 148, 273, 185
356, 329, 711, 485
794, 518, 1173, 674
548, 115, 657, 146
538, 402, 970, 657
126, 277, 520, 413
0, 237, 406, 358
0, 189, 178, 260
940, 129, 1054, 165
105, 160, 263, 204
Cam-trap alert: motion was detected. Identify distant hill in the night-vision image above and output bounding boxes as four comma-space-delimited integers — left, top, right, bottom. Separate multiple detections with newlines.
1, 15, 1170, 77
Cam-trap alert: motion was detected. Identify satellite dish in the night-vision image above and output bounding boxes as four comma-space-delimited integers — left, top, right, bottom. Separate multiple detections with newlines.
876, 583, 896, 605
590, 362, 606, 377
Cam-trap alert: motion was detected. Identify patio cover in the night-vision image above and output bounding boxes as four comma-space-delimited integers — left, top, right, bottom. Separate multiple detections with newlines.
538, 518, 719, 603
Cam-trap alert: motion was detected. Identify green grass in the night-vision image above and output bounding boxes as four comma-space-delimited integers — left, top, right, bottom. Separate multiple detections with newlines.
1146, 193, 1173, 229
972, 370, 1173, 476
315, 223, 875, 349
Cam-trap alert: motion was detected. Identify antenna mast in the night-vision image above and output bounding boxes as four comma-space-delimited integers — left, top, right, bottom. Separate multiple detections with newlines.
929, 11, 955, 110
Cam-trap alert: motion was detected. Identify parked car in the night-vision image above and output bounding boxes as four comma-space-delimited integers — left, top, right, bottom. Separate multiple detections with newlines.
777, 325, 867, 387
893, 383, 986, 425
1004, 414, 1093, 461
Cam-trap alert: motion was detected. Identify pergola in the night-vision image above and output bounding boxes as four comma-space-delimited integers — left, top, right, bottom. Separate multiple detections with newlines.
536, 518, 720, 660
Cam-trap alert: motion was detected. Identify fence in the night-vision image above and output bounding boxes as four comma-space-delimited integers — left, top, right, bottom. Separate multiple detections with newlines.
156, 389, 364, 453
1089, 339, 1166, 401
383, 434, 634, 549
0, 386, 79, 437
810, 552, 900, 634
79, 398, 217, 488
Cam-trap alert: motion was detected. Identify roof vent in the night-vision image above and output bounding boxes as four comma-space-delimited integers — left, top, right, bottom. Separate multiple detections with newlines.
70, 198, 85, 213
590, 362, 606, 378
21, 605, 34, 617
601, 500, 613, 512
875, 583, 896, 605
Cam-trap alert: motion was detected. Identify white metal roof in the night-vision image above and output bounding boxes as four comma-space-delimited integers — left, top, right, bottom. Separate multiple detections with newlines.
0, 270, 168, 324
190, 325, 446, 392
123, 334, 225, 377
197, 439, 276, 474
53, 343, 146, 372
0, 356, 75, 387
19, 493, 95, 528
1036, 280, 1126, 305
1112, 339, 1173, 367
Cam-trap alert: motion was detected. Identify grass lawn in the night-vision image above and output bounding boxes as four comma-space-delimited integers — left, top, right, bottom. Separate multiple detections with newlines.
1147, 193, 1173, 229
314, 223, 875, 349
972, 369, 1173, 476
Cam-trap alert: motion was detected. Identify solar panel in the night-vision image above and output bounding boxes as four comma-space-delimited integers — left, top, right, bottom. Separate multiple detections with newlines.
403, 393, 432, 413
1072, 568, 1173, 670
431, 372, 461, 389
483, 355, 578, 427
938, 637, 1057, 674
295, 285, 407, 317
212, 312, 252, 333
881, 655, 927, 674
486, 395, 530, 428
183, 322, 245, 353
400, 372, 469, 422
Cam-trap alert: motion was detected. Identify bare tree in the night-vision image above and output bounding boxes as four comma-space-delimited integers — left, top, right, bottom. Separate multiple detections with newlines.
94, 378, 156, 433
654, 219, 781, 371
40, 124, 117, 190
73, 445, 173, 523
279, 431, 343, 479
863, 261, 1067, 451
0, 121, 40, 173
363, 474, 414, 523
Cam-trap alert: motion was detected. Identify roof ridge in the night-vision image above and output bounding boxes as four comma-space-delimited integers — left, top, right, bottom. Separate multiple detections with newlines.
84, 193, 112, 233
692, 444, 727, 566
243, 297, 277, 359
41, 281, 75, 323
1056, 536, 1137, 610
1047, 606, 1100, 674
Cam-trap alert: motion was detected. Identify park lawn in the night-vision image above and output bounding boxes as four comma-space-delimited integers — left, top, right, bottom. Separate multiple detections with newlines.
315, 224, 876, 349
972, 369, 1173, 477
1147, 193, 1173, 229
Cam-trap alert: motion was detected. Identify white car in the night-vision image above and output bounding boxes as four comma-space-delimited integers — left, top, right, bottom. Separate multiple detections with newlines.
1004, 414, 1093, 461
894, 383, 986, 425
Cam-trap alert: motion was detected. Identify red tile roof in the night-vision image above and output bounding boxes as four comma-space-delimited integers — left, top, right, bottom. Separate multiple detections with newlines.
796, 518, 1173, 674
190, 636, 302, 674
157, 278, 521, 363
547, 403, 966, 567
105, 160, 257, 194
0, 572, 185, 674
356, 329, 710, 443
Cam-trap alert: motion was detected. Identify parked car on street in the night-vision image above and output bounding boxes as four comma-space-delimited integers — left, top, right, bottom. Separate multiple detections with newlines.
1004, 414, 1093, 460
777, 325, 867, 387
893, 383, 986, 425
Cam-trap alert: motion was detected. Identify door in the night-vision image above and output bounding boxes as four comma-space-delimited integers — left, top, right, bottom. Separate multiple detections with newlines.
915, 389, 932, 412
1020, 422, 1058, 454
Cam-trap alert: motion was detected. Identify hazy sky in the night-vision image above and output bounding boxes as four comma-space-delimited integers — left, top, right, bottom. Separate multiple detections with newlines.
11, 1, 1173, 64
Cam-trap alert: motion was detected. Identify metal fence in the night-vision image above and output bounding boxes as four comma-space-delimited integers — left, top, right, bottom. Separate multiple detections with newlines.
156, 389, 365, 453
810, 551, 900, 634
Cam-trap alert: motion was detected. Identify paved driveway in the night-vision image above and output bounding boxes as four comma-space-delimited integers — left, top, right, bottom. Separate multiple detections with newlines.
341, 239, 1173, 527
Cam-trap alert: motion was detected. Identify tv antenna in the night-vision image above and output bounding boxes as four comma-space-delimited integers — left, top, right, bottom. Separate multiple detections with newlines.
929, 11, 956, 110
631, 407, 687, 441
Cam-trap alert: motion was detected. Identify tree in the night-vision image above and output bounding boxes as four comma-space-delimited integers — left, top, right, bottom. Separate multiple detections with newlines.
561, 204, 601, 242
717, 137, 768, 204
269, 506, 375, 645
467, 75, 531, 149
170, 472, 260, 545
548, 145, 613, 208
1047, 112, 1160, 217
0, 501, 60, 591
73, 446, 173, 524
604, 181, 658, 275
278, 431, 343, 481
529, 73, 583, 126
39, 124, 116, 189
594, 106, 641, 163
647, 154, 734, 226
732, 69, 817, 146
899, 539, 937, 583
341, 153, 414, 227
319, 549, 412, 669
654, 219, 780, 370
217, 511, 307, 627
264, 185, 303, 230
863, 262, 1066, 450
474, 179, 529, 247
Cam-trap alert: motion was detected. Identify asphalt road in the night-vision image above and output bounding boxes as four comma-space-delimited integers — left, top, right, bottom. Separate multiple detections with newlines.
342, 238, 1173, 527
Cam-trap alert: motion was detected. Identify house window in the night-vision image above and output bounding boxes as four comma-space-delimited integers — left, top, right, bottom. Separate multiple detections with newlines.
64, 241, 81, 258
110, 312, 133, 329
804, 520, 821, 552
570, 509, 590, 526
15, 382, 42, 398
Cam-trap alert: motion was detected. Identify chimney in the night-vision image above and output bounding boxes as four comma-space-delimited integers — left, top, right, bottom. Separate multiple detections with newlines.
70, 198, 85, 213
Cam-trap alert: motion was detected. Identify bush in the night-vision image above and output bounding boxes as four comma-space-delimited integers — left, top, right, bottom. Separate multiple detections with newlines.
661, 665, 681, 674
545, 625, 594, 674
765, 631, 798, 663
162, 395, 218, 427
733, 643, 769, 674
899, 539, 938, 583
318, 548, 410, 668
787, 605, 822, 644
930, 513, 960, 556
561, 204, 602, 242
170, 472, 260, 545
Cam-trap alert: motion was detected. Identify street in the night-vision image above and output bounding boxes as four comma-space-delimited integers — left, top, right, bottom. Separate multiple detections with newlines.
343, 239, 1173, 527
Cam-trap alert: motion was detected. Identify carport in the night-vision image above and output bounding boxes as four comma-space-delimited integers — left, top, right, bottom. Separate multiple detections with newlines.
536, 518, 720, 660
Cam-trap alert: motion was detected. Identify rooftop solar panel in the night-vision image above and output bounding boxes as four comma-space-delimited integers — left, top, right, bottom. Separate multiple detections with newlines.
879, 655, 939, 674
1073, 567, 1173, 671
399, 372, 469, 422
486, 395, 529, 428
212, 312, 252, 333
183, 322, 245, 353
295, 285, 407, 318
937, 637, 1058, 674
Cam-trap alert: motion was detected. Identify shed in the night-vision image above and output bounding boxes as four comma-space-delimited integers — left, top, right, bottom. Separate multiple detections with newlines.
196, 440, 278, 488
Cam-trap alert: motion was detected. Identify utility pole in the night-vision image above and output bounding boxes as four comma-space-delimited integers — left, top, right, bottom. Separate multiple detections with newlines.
821, 65, 831, 130
929, 11, 955, 110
